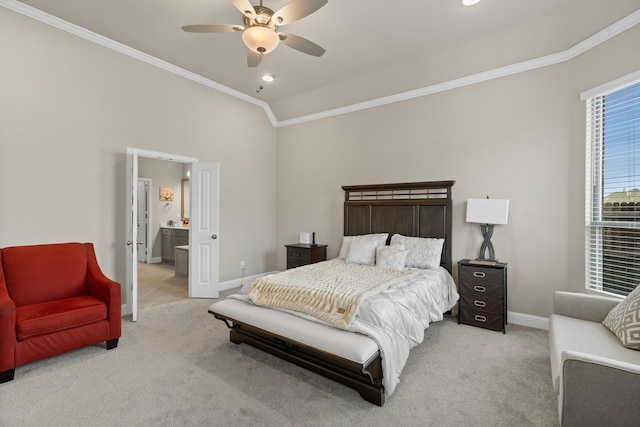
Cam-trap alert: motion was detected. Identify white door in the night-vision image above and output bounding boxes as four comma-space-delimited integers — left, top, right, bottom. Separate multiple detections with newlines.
137, 179, 149, 262
125, 149, 139, 321
189, 162, 220, 298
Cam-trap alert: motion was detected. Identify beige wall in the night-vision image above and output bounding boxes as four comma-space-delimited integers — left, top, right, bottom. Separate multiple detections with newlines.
276, 25, 640, 318
1, 6, 639, 320
0, 8, 278, 301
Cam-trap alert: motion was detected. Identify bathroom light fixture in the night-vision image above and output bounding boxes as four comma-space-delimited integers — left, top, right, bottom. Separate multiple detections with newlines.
262, 74, 274, 82
462, 0, 481, 5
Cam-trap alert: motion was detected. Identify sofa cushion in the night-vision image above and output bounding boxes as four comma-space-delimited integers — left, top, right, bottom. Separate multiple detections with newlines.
2, 243, 89, 307
549, 314, 640, 394
16, 296, 107, 340
602, 285, 640, 350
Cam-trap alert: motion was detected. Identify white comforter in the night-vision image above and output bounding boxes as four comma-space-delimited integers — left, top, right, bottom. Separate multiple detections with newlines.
232, 260, 459, 397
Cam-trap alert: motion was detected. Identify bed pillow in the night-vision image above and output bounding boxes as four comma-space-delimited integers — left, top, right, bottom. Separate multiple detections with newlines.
345, 239, 379, 265
602, 285, 640, 350
338, 233, 389, 260
376, 245, 407, 270
389, 234, 444, 269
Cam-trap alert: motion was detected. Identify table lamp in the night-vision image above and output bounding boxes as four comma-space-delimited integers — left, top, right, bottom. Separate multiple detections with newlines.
466, 198, 509, 262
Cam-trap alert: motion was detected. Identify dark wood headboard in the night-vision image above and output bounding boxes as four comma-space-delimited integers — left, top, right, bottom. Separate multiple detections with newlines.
342, 181, 455, 273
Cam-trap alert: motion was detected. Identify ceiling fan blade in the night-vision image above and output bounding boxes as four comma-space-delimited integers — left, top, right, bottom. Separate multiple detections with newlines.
278, 33, 325, 57
272, 0, 327, 26
182, 24, 244, 33
247, 50, 262, 67
232, 0, 256, 19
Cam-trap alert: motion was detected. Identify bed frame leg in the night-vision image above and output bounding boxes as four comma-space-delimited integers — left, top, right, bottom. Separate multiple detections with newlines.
359, 388, 384, 407
230, 330, 242, 344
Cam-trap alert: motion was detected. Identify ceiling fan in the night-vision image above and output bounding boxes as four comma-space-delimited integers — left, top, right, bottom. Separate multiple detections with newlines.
182, 0, 327, 67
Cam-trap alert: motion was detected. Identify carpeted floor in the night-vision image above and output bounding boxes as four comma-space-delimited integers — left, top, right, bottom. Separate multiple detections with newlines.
0, 295, 559, 426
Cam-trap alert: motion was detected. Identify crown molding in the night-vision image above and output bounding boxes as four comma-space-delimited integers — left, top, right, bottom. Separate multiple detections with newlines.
3, 1, 639, 129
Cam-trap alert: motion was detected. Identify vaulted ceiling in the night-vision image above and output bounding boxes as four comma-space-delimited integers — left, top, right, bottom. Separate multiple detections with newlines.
7, 0, 640, 124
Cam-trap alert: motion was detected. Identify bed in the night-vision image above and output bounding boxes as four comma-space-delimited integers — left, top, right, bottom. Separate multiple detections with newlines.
209, 180, 457, 406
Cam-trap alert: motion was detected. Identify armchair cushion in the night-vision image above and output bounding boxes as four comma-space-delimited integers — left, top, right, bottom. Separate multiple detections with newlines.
602, 285, 640, 350
16, 296, 107, 340
2, 244, 89, 306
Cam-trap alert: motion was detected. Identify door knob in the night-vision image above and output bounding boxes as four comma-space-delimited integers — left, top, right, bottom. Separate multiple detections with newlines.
126, 240, 133, 246
211, 234, 218, 239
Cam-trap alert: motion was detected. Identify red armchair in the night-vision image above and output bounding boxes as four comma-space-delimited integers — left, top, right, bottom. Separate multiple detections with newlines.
0, 242, 121, 383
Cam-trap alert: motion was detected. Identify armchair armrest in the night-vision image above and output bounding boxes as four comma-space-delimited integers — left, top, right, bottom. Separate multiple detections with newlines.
560, 350, 640, 426
553, 291, 620, 323
0, 255, 17, 374
84, 244, 121, 339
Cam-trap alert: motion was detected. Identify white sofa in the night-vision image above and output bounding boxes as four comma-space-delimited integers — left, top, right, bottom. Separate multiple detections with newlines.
548, 291, 640, 426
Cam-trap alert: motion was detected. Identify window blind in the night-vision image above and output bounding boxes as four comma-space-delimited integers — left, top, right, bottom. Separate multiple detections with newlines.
586, 79, 640, 296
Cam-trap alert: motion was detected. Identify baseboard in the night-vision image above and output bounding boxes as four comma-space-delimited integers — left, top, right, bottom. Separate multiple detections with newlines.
149, 257, 162, 264
219, 271, 279, 292
508, 311, 549, 330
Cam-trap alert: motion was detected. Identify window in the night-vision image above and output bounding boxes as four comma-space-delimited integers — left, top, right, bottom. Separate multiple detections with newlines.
585, 75, 640, 296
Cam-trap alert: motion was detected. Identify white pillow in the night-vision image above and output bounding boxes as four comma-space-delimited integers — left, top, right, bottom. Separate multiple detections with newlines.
345, 239, 379, 265
338, 233, 389, 260
389, 234, 444, 269
376, 245, 407, 270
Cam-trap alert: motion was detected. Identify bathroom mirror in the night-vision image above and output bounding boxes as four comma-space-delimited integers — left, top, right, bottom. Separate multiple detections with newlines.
181, 178, 189, 221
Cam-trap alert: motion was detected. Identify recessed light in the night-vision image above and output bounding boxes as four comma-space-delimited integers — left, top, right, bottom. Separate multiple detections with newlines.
262, 75, 274, 82
462, 0, 481, 5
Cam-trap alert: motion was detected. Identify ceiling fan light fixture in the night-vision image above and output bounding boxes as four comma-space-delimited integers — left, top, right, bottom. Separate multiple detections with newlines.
242, 26, 280, 54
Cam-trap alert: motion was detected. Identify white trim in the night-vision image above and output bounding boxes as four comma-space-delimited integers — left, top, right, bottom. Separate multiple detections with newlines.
508, 311, 549, 330
2, 1, 639, 128
580, 68, 640, 100
127, 147, 198, 164
218, 271, 278, 292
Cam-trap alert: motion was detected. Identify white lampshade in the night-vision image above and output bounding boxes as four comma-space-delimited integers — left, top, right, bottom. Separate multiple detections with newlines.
242, 26, 280, 54
466, 198, 509, 225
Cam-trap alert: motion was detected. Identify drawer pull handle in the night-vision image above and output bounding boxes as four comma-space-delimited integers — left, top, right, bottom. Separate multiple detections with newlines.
473, 285, 486, 292
473, 271, 486, 278
474, 300, 486, 308
474, 315, 487, 323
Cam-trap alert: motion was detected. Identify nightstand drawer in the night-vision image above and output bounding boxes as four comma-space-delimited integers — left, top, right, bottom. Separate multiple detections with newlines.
287, 249, 311, 263
458, 280, 503, 299
459, 266, 504, 287
459, 293, 503, 314
459, 308, 504, 331
285, 244, 328, 269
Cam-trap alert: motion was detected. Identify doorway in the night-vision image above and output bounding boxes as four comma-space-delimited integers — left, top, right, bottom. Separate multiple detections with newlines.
126, 148, 220, 321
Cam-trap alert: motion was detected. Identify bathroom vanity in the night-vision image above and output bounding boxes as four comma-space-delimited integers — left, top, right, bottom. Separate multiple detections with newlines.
161, 227, 189, 263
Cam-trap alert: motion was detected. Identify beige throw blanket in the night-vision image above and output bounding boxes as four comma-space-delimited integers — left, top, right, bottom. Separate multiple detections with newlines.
248, 261, 413, 329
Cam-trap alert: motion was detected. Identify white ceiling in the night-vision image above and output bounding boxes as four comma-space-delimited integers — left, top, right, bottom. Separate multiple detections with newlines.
9, 0, 640, 122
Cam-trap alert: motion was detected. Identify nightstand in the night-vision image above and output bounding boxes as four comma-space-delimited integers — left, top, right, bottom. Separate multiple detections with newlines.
457, 259, 508, 333
285, 244, 327, 269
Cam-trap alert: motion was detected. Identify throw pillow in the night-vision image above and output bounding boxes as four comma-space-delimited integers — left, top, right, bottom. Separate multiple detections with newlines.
345, 239, 379, 265
603, 285, 640, 350
389, 234, 444, 269
338, 233, 389, 259
376, 245, 407, 270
